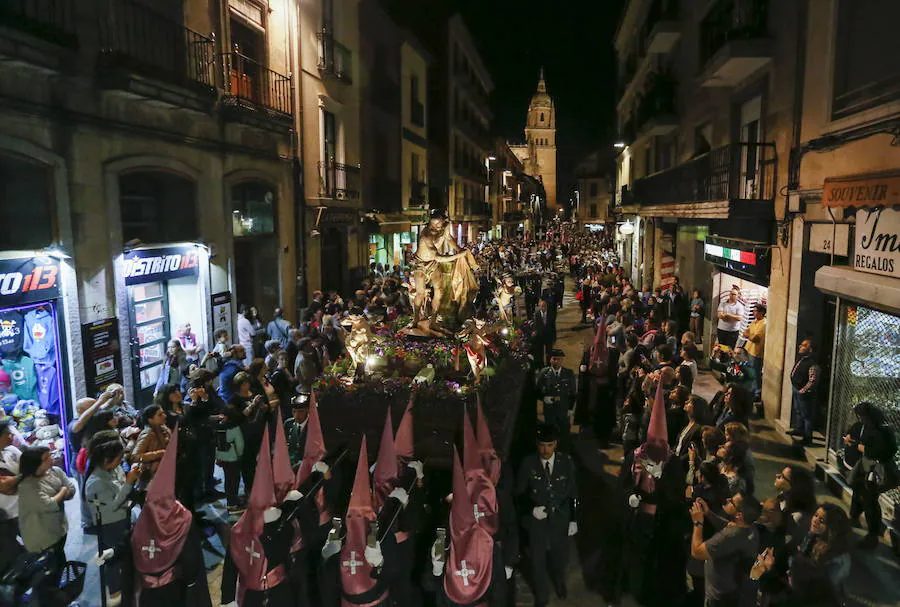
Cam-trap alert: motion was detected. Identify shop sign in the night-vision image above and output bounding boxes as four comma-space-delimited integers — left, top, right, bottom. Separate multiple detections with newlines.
0, 257, 61, 307
82, 317, 123, 396
123, 245, 201, 286
212, 292, 233, 339
854, 206, 900, 279
809, 223, 850, 256
823, 171, 900, 208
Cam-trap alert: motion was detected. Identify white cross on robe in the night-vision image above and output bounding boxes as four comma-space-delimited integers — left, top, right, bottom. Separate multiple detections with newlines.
141, 540, 160, 560
455, 560, 476, 586
245, 541, 261, 565
473, 504, 485, 522
342, 550, 364, 575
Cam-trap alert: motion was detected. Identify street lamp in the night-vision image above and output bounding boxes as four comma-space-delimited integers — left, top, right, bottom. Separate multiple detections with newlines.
618, 220, 635, 236
614, 142, 626, 149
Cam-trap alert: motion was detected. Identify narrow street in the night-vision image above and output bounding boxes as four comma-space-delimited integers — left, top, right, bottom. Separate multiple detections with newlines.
528, 279, 900, 607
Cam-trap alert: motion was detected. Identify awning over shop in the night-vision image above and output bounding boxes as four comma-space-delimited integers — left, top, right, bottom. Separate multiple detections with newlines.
823, 170, 900, 209
815, 265, 900, 316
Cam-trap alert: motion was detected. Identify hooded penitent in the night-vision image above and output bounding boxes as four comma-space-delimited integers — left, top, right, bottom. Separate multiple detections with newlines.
474, 396, 500, 485
230, 426, 285, 593
373, 408, 399, 512
296, 390, 331, 525
394, 389, 415, 461
463, 408, 498, 535
589, 315, 609, 382
444, 446, 493, 605
273, 409, 296, 503
340, 436, 385, 605
131, 425, 193, 580
631, 381, 671, 506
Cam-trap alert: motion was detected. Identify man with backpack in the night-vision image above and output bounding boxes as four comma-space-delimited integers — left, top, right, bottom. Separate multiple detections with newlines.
844, 401, 898, 549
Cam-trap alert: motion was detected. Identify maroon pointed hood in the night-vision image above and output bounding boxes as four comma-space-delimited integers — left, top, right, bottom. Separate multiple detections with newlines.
463, 408, 498, 535
131, 424, 192, 574
373, 407, 398, 511
296, 390, 326, 486
273, 409, 296, 503
591, 315, 608, 363
341, 437, 379, 598
394, 389, 415, 460
444, 446, 493, 604
230, 426, 277, 584
631, 380, 672, 493
475, 396, 500, 485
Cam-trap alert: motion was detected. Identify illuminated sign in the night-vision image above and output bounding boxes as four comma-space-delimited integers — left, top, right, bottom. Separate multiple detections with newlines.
0, 257, 61, 306
123, 245, 201, 285
703, 243, 757, 266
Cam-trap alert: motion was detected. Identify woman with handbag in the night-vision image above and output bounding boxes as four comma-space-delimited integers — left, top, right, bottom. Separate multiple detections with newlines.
84, 437, 142, 606
17, 445, 76, 606
129, 405, 171, 485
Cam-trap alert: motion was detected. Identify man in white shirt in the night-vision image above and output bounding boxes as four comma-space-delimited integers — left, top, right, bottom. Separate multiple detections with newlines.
0, 419, 23, 572
716, 289, 746, 349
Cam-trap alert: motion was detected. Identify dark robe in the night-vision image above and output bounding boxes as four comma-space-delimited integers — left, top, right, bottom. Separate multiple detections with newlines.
120, 524, 212, 607
420, 542, 506, 607
606, 452, 687, 607
220, 518, 294, 607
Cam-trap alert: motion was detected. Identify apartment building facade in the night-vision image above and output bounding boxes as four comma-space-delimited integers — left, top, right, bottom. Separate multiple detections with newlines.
0, 0, 298, 432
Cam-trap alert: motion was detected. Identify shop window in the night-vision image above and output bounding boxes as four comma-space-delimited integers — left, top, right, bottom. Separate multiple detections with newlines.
0, 154, 55, 250
828, 303, 900, 505
119, 171, 198, 244
231, 181, 276, 236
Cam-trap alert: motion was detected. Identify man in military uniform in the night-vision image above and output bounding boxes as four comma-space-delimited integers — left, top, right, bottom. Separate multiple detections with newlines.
515, 425, 578, 607
535, 349, 577, 439
284, 393, 309, 466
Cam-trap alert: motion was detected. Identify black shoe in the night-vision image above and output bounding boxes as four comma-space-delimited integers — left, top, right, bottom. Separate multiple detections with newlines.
850, 516, 863, 529
787, 429, 804, 437
554, 580, 568, 600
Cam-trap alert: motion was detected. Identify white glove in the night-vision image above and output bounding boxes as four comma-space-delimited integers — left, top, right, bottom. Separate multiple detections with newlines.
365, 543, 384, 568
284, 489, 303, 502
543, 396, 554, 404
407, 460, 425, 480
505, 566, 514, 580
389, 487, 410, 506
568, 521, 578, 536
579, 365, 587, 373
432, 557, 445, 577
532, 506, 548, 520
221, 602, 238, 607
94, 548, 115, 566
313, 461, 330, 475
445, 492, 454, 503
628, 494, 642, 509
321, 539, 342, 560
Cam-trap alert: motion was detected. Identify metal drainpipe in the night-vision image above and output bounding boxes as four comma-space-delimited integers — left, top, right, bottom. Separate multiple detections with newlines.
289, 0, 307, 312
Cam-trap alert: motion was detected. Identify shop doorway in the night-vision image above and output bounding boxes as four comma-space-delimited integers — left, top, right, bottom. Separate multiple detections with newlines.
231, 182, 279, 319
321, 227, 347, 296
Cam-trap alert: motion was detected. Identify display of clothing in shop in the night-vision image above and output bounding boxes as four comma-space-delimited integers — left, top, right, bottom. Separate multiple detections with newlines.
0, 310, 24, 357
1, 355, 39, 402
24, 307, 56, 362
35, 361, 60, 416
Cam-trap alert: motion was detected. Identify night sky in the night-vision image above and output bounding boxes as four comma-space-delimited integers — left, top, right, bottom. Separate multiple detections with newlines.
384, 0, 625, 194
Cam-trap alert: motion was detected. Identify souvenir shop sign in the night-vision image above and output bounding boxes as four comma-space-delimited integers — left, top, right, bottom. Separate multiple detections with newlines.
823, 171, 900, 208
82, 317, 123, 395
123, 245, 201, 286
0, 257, 61, 307
854, 206, 900, 279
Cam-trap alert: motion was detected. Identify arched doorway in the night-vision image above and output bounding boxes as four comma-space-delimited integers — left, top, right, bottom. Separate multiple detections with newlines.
231, 181, 279, 321
118, 170, 201, 407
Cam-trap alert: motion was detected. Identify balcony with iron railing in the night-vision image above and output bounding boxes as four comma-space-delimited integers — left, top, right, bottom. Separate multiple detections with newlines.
98, 0, 215, 99
631, 142, 776, 209
0, 0, 78, 50
317, 31, 353, 84
223, 51, 292, 118
633, 73, 678, 140
318, 160, 361, 201
699, 0, 771, 87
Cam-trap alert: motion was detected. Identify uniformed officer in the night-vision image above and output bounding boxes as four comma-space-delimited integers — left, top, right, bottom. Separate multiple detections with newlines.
535, 349, 577, 439
515, 424, 578, 607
